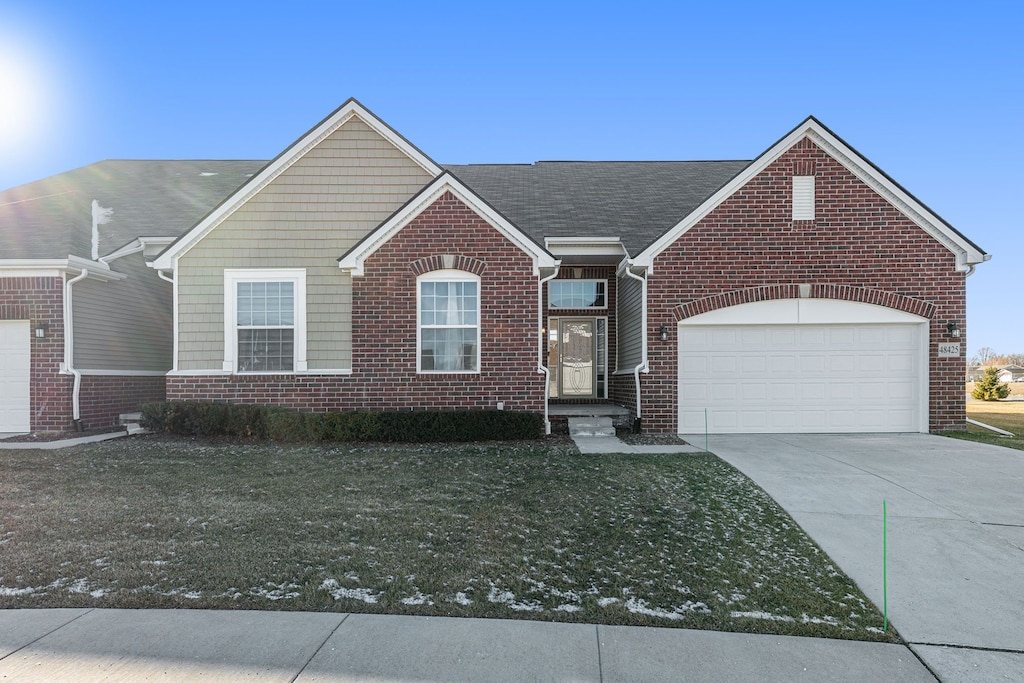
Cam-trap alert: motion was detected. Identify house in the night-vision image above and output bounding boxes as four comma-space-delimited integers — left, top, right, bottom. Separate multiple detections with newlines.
0, 99, 989, 435
996, 365, 1024, 383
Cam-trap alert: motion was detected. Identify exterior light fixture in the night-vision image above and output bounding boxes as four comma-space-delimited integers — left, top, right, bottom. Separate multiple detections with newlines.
34, 323, 48, 339
659, 324, 669, 342
946, 321, 961, 338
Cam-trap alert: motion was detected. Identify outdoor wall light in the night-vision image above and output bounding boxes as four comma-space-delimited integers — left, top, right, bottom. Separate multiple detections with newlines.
946, 321, 961, 338
659, 324, 669, 342
34, 323, 48, 339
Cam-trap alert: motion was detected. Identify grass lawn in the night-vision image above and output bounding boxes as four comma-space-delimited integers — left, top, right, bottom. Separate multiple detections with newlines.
0, 436, 893, 642
943, 398, 1024, 451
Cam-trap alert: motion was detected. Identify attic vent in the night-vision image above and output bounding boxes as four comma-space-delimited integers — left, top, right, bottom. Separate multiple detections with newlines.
792, 176, 815, 220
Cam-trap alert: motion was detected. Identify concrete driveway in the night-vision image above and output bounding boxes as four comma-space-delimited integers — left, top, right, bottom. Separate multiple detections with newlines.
690, 433, 1024, 683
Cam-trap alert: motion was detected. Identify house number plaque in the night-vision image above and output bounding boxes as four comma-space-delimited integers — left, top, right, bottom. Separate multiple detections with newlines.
937, 342, 960, 358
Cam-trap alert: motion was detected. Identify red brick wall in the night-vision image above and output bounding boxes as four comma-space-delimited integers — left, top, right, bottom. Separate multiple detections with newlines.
168, 191, 546, 417
643, 137, 966, 433
79, 375, 166, 427
0, 276, 73, 431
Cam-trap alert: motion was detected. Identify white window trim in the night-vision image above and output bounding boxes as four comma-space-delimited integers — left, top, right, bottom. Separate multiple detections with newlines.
548, 279, 608, 310
417, 269, 481, 374
223, 269, 307, 373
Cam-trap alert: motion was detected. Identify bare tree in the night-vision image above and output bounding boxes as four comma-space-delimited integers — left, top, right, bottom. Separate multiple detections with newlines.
973, 347, 997, 365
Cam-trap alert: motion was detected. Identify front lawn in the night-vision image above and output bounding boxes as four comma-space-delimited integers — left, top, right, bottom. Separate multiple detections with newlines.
943, 399, 1024, 451
0, 437, 893, 641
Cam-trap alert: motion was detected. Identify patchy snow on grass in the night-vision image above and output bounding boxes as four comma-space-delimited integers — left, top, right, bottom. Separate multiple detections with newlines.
453, 591, 473, 606
400, 591, 434, 606
625, 597, 710, 620
321, 578, 379, 604
250, 582, 301, 601
597, 597, 620, 607
731, 611, 796, 623
0, 585, 37, 597
486, 585, 543, 612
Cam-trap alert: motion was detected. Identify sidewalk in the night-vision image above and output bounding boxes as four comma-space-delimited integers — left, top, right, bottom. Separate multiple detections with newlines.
0, 608, 935, 682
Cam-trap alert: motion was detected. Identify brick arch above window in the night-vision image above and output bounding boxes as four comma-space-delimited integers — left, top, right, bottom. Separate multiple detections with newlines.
409, 254, 487, 277
672, 284, 936, 321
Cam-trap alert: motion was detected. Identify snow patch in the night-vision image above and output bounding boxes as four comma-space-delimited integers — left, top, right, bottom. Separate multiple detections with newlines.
321, 578, 379, 604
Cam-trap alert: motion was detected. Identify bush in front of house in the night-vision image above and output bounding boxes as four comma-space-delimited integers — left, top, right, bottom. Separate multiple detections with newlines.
140, 402, 544, 442
972, 367, 1011, 401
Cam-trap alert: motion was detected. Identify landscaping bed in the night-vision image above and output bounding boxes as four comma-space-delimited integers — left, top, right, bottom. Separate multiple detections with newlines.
0, 436, 894, 641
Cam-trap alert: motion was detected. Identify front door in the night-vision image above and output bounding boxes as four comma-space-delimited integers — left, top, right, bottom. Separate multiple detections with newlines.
559, 318, 597, 397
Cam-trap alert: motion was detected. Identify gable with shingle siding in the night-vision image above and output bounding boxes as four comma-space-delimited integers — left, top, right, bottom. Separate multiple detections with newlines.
176, 118, 434, 372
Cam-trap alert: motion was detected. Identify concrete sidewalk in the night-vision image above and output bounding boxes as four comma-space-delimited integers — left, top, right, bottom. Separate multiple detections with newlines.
0, 608, 934, 682
695, 433, 1024, 683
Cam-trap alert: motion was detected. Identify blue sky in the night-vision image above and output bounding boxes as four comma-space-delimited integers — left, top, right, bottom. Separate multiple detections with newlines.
1, 0, 1021, 357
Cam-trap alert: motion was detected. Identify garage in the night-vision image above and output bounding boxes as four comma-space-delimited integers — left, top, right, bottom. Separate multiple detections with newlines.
678, 299, 928, 434
0, 320, 31, 432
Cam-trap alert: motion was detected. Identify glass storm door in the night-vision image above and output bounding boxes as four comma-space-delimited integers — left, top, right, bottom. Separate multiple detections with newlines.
559, 318, 596, 397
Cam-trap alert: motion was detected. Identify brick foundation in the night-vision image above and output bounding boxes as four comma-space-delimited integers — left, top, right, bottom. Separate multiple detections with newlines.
78, 374, 167, 428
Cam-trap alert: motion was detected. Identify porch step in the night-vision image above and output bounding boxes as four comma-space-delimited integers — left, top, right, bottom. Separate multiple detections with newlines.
567, 416, 616, 437
118, 412, 147, 435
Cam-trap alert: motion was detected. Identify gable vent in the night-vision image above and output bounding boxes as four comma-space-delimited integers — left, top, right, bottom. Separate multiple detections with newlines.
792, 176, 815, 220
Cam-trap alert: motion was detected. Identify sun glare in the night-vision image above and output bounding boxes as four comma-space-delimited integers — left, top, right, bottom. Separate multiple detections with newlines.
0, 50, 44, 144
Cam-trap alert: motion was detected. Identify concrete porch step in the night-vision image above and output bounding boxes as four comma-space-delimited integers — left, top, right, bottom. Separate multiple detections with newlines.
567, 416, 616, 437
119, 412, 147, 435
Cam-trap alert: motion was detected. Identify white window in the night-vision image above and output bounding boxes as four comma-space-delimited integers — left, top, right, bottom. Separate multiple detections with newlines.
418, 270, 480, 373
548, 280, 607, 309
793, 176, 815, 220
224, 269, 306, 373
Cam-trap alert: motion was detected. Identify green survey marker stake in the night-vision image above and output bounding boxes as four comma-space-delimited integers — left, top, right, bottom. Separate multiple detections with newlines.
883, 499, 888, 632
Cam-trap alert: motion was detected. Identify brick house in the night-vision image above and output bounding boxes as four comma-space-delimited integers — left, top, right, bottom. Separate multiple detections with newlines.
0, 99, 989, 434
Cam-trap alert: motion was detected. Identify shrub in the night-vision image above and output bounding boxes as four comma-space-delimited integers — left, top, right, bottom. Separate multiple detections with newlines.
139, 403, 544, 442
972, 367, 1011, 401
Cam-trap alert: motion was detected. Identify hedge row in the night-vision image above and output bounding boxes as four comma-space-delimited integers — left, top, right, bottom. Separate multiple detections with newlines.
140, 402, 545, 442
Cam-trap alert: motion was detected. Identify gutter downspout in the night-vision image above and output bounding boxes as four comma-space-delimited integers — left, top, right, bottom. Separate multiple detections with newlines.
157, 269, 176, 373
538, 263, 561, 435
64, 269, 90, 430
624, 260, 648, 429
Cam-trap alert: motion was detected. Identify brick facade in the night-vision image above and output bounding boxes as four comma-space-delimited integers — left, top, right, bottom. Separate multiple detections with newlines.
168, 191, 547, 417
0, 276, 72, 431
641, 138, 966, 433
78, 375, 166, 427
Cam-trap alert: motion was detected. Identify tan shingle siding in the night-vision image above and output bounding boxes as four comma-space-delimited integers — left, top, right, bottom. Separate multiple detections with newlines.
177, 117, 432, 371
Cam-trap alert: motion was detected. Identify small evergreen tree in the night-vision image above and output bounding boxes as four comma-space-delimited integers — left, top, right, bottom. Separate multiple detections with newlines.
972, 367, 1010, 401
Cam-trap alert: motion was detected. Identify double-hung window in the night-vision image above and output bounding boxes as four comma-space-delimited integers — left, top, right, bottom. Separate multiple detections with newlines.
418, 271, 480, 373
224, 269, 306, 373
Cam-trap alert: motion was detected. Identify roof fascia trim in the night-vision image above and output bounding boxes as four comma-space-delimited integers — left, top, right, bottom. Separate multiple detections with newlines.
634, 118, 988, 272
151, 99, 443, 271
339, 173, 558, 277
0, 256, 127, 281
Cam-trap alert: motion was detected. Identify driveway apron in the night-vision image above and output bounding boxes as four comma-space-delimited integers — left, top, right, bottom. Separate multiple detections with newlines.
691, 433, 1024, 683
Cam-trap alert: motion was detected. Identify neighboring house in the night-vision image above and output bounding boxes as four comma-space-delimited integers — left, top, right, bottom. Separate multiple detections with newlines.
0, 99, 990, 435
996, 365, 1024, 383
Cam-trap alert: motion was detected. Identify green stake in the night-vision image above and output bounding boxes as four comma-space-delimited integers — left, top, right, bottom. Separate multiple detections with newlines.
883, 499, 888, 632
704, 408, 709, 452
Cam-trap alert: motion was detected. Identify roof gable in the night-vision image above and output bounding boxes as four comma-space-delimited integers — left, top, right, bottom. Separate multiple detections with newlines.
151, 99, 442, 270
633, 117, 989, 272
338, 172, 558, 276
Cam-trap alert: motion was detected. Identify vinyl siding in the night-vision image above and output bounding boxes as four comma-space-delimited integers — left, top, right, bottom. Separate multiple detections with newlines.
616, 270, 643, 370
177, 117, 433, 371
73, 251, 173, 371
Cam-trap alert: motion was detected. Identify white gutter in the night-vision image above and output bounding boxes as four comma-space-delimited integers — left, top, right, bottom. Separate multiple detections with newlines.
537, 263, 561, 435
623, 260, 649, 423
63, 268, 90, 427
158, 269, 177, 372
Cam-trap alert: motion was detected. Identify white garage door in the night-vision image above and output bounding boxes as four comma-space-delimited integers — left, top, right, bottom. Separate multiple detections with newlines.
0, 320, 31, 432
678, 300, 928, 434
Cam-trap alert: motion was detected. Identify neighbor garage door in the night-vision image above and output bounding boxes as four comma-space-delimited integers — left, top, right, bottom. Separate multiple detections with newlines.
678, 299, 927, 434
0, 320, 31, 432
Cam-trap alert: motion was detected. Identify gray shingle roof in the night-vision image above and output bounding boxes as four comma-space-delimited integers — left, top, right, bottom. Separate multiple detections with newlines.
0, 160, 264, 260
1, 159, 750, 261
445, 160, 750, 255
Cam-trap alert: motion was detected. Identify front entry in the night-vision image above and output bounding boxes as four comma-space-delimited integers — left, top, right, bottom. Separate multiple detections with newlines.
547, 317, 606, 398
